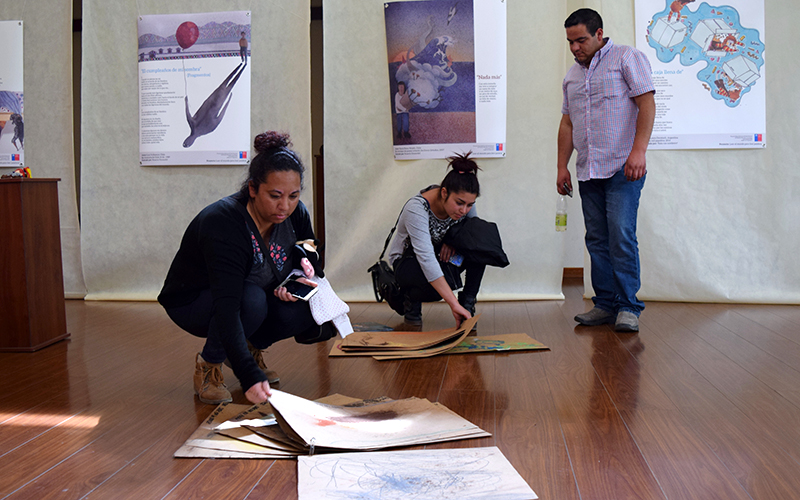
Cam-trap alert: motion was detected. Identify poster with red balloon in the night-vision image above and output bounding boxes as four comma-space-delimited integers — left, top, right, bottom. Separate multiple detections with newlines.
0, 21, 25, 168
138, 11, 251, 166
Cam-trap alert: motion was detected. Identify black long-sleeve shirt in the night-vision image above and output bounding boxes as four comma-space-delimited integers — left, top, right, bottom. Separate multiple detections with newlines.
158, 194, 315, 390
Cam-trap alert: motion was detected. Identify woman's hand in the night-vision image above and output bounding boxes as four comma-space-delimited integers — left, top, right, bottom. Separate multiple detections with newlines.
451, 302, 472, 328
274, 276, 316, 302
245, 380, 272, 404
274, 286, 299, 302
300, 257, 315, 278
439, 243, 455, 263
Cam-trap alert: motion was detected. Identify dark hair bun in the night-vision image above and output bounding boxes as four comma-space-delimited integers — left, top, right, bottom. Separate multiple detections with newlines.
254, 131, 291, 153
447, 151, 480, 175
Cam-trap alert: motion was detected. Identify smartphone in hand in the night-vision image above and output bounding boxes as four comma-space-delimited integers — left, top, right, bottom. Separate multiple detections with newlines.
278, 275, 319, 301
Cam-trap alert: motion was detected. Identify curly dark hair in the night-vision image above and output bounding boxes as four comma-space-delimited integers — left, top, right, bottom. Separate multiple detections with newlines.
238, 131, 305, 199
440, 152, 481, 197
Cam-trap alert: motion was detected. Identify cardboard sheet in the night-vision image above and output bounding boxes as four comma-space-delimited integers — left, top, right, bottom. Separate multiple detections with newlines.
174, 403, 290, 458
447, 333, 548, 354
340, 314, 479, 351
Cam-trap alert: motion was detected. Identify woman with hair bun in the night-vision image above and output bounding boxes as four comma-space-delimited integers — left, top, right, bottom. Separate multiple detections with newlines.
387, 153, 487, 327
158, 131, 333, 405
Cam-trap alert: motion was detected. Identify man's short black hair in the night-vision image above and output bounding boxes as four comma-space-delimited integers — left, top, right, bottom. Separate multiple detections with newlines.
565, 8, 603, 36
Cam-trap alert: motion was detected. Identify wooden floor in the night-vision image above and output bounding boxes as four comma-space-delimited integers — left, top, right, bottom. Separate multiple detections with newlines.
3, 278, 800, 499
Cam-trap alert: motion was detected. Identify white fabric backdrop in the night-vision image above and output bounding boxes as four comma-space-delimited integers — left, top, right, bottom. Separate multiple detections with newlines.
324, 0, 583, 302
81, 0, 312, 300
325, 0, 800, 304
0, 0, 86, 298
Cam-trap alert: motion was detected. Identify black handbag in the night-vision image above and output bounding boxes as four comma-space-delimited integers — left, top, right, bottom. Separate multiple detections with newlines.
367, 204, 408, 315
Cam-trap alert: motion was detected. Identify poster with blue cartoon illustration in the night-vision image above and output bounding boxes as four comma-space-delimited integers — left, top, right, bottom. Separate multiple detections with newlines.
385, 0, 506, 160
635, 0, 765, 149
0, 21, 24, 168
138, 11, 251, 166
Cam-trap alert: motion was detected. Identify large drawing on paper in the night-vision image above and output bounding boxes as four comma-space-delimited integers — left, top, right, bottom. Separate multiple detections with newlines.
297, 447, 538, 500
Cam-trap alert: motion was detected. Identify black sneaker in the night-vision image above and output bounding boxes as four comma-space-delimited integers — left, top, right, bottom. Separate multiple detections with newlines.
295, 321, 337, 344
403, 299, 422, 326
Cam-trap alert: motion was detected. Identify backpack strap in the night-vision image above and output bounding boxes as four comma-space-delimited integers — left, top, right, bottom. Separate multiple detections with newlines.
379, 199, 412, 260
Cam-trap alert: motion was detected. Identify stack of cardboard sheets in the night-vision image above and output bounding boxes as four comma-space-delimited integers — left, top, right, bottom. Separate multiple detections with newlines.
330, 314, 548, 359
175, 390, 490, 458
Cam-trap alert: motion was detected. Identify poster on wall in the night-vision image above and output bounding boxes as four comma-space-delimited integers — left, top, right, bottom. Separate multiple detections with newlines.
635, 0, 766, 149
138, 11, 251, 166
0, 21, 24, 168
384, 0, 506, 160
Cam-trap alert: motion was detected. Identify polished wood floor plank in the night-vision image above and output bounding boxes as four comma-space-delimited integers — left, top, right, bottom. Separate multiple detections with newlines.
524, 301, 666, 500
162, 458, 270, 500
619, 409, 752, 500
496, 410, 580, 500
4, 398, 202, 500
640, 304, 800, 498
2, 293, 800, 499
247, 460, 297, 500
693, 303, 800, 371
83, 404, 211, 499
731, 305, 800, 344
429, 390, 495, 449
554, 291, 756, 499
656, 303, 800, 461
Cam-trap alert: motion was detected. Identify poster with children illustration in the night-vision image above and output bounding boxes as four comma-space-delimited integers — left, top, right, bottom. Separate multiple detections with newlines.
635, 0, 766, 149
384, 0, 506, 159
0, 21, 24, 168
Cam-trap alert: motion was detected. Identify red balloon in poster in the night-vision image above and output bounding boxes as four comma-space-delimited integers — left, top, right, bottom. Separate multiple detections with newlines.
176, 22, 199, 50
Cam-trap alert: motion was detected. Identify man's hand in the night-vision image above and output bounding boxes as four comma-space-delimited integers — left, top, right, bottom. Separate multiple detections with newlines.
624, 149, 647, 181
557, 168, 573, 195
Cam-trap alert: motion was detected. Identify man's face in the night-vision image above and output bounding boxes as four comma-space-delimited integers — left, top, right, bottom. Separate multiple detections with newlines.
398, 83, 406, 94
566, 24, 604, 65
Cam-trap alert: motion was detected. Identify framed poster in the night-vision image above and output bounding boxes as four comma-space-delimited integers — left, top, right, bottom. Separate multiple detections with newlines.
138, 11, 251, 165
385, 0, 506, 159
636, 0, 766, 149
0, 21, 24, 167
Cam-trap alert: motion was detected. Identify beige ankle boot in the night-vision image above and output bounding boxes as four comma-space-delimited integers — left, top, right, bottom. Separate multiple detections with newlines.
194, 353, 232, 404
247, 341, 280, 384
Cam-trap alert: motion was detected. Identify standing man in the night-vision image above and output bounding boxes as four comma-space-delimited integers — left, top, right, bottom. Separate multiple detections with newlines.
239, 32, 248, 63
557, 8, 655, 332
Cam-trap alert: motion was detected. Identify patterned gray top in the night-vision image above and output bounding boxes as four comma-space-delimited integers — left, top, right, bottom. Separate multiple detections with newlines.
387, 185, 476, 282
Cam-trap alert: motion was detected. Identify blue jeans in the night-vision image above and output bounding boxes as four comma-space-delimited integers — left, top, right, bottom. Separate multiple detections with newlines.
578, 169, 645, 316
396, 112, 409, 134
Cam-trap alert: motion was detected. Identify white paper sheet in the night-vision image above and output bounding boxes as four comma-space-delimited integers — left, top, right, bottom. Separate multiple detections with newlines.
298, 446, 537, 500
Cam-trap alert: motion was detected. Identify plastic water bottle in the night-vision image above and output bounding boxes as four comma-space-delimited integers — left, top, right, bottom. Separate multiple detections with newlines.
555, 195, 568, 232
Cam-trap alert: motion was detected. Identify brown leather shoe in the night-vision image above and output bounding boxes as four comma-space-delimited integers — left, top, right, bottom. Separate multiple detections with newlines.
194, 353, 232, 404
247, 342, 280, 384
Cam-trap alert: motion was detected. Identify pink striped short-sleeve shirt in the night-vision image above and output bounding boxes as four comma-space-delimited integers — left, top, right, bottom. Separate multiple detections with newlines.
562, 39, 655, 181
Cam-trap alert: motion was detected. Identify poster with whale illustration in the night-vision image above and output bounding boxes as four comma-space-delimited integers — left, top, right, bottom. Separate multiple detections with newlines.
385, 0, 506, 159
138, 11, 251, 166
